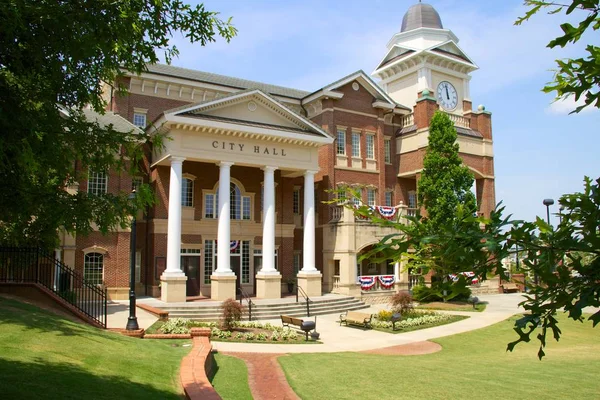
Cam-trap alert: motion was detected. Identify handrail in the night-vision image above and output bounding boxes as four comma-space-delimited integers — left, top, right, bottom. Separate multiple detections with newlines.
0, 246, 107, 328
295, 284, 312, 317
238, 286, 254, 321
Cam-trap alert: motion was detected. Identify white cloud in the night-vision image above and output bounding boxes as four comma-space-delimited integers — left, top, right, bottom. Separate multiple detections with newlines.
546, 95, 598, 115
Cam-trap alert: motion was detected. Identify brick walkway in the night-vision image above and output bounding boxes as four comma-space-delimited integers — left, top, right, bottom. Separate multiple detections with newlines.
223, 352, 300, 400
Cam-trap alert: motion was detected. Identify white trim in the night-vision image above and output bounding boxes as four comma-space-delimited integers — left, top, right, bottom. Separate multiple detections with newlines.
301, 90, 344, 104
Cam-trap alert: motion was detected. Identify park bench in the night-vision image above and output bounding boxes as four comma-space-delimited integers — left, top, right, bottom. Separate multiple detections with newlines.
281, 315, 316, 341
502, 283, 520, 293
339, 311, 373, 329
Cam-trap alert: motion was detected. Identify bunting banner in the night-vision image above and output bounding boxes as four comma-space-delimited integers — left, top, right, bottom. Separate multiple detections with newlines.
358, 275, 376, 291
448, 271, 479, 285
353, 204, 374, 220
230, 240, 240, 252
378, 275, 395, 289
375, 206, 397, 220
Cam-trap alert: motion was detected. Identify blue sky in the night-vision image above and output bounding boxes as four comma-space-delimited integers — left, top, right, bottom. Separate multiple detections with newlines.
165, 0, 599, 225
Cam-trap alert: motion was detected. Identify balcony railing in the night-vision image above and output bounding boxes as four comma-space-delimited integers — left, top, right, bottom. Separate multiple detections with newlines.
444, 112, 470, 128
329, 203, 417, 224
400, 113, 415, 128
333, 275, 340, 290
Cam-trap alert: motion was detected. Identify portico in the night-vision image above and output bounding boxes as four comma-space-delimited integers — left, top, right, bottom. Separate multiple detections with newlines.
149, 90, 333, 302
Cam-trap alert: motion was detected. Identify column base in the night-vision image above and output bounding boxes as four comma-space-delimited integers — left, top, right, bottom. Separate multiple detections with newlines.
297, 271, 323, 298
210, 274, 237, 301
394, 281, 410, 292
256, 273, 282, 299
160, 274, 187, 303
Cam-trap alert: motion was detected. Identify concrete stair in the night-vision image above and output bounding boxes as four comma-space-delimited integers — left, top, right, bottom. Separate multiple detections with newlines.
159, 295, 369, 321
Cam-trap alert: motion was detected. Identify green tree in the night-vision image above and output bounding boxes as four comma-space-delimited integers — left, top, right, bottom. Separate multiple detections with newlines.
516, 0, 600, 113
0, 1, 236, 247
418, 111, 477, 229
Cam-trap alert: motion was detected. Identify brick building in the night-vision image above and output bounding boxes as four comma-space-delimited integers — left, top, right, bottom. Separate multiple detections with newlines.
59, 2, 495, 302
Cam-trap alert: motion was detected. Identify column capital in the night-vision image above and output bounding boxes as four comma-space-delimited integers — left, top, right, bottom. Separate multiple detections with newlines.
170, 156, 186, 164
304, 170, 318, 176
261, 165, 278, 172
218, 161, 234, 168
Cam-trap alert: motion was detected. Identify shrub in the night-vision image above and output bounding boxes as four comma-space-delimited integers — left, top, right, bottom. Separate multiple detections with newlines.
390, 291, 414, 313
220, 298, 243, 331
412, 285, 442, 303
377, 310, 393, 321
161, 318, 191, 334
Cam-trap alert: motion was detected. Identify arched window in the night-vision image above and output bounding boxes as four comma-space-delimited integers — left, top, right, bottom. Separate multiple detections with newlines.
204, 182, 250, 220
84, 252, 104, 285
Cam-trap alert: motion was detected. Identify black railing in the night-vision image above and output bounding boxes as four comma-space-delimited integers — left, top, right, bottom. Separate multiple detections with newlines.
238, 287, 254, 321
296, 285, 312, 317
0, 247, 107, 328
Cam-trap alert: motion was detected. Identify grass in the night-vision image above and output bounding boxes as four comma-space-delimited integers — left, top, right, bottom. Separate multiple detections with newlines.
279, 314, 600, 400
210, 353, 253, 399
416, 301, 487, 312
371, 314, 469, 334
0, 296, 191, 400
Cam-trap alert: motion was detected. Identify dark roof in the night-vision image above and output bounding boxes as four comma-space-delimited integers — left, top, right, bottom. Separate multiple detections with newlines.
431, 48, 471, 63
401, 3, 443, 32
144, 63, 310, 100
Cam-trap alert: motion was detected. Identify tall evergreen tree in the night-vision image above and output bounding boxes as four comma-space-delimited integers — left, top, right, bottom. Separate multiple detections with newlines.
418, 111, 477, 229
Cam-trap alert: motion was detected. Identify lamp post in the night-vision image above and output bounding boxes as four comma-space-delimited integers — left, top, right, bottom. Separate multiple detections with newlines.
558, 205, 564, 224
543, 198, 554, 226
126, 190, 139, 331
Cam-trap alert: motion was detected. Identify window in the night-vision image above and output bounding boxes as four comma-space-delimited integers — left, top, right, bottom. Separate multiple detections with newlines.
408, 191, 417, 208
204, 182, 250, 220
293, 188, 301, 214
241, 241, 250, 283
181, 178, 194, 207
336, 130, 346, 155
385, 191, 393, 207
135, 251, 141, 283
367, 188, 376, 206
352, 132, 360, 158
366, 135, 374, 159
293, 252, 302, 274
132, 177, 143, 192
133, 113, 147, 128
384, 139, 391, 163
204, 240, 214, 284
84, 253, 104, 285
337, 186, 347, 203
88, 170, 107, 195
351, 189, 362, 206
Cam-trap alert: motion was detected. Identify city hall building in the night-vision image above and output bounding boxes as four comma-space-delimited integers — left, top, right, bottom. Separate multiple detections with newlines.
59, 3, 495, 302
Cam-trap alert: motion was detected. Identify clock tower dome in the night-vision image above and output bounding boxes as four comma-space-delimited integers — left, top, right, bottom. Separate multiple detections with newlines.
372, 2, 478, 114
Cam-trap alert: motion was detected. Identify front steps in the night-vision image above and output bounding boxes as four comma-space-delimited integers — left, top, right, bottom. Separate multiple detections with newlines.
150, 294, 369, 321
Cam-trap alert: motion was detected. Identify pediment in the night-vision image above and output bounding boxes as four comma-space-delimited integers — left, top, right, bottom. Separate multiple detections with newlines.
427, 41, 476, 66
166, 89, 329, 138
376, 45, 416, 70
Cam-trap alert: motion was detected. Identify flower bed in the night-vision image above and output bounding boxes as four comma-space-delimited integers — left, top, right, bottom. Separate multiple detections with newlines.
147, 318, 319, 344
372, 310, 469, 334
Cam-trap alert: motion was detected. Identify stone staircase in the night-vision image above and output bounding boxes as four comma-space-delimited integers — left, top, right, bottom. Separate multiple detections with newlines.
156, 294, 369, 321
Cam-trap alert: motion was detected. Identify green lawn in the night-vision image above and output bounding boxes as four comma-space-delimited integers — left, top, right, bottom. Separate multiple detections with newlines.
280, 314, 600, 400
416, 302, 487, 312
210, 353, 252, 399
0, 296, 190, 399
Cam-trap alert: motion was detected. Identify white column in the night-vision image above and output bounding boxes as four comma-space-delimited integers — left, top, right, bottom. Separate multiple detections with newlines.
165, 156, 185, 276
260, 166, 278, 274
215, 161, 234, 275
394, 261, 400, 281
302, 170, 318, 272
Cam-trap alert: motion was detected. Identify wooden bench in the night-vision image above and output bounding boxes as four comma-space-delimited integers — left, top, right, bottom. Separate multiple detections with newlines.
339, 311, 373, 329
281, 315, 304, 329
502, 283, 520, 293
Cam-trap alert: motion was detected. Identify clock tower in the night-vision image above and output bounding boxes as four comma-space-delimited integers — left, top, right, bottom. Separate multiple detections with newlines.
372, 2, 478, 114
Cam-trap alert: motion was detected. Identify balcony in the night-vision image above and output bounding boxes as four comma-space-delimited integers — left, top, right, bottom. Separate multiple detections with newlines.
399, 112, 470, 129
329, 203, 415, 224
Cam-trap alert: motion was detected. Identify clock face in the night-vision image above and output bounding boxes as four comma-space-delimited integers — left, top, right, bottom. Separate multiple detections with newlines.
436, 81, 458, 110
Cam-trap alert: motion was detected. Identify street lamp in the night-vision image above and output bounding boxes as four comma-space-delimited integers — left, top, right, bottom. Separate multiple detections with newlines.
126, 190, 139, 331
543, 198, 554, 226
558, 205, 565, 224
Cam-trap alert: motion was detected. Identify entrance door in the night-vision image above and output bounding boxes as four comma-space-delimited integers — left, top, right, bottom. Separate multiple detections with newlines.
181, 256, 200, 296
230, 256, 242, 295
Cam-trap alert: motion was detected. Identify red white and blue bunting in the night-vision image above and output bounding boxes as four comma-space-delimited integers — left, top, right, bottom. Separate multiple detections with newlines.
378, 275, 395, 289
375, 206, 397, 220
448, 271, 479, 285
230, 240, 240, 252
358, 275, 376, 291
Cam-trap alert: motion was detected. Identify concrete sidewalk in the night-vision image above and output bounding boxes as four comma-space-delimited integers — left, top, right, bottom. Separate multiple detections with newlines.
106, 301, 159, 330
211, 293, 525, 353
